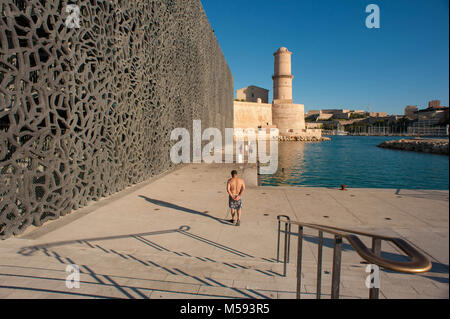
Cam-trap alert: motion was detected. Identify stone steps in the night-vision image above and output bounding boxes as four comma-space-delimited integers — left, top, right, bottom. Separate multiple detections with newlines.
2, 237, 440, 299
1, 241, 364, 299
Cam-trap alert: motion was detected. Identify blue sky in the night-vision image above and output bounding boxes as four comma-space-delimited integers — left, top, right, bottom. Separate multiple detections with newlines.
201, 0, 449, 114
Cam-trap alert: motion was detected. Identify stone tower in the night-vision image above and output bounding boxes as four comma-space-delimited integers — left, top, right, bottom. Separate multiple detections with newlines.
272, 47, 306, 134
273, 47, 293, 103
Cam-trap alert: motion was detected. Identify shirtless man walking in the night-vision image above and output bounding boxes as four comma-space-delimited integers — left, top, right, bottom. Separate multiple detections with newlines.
227, 170, 246, 226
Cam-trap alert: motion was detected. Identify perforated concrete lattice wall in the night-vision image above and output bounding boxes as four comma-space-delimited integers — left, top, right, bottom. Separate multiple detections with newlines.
0, 0, 233, 239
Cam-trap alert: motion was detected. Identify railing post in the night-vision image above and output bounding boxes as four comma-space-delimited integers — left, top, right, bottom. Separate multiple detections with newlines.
283, 221, 288, 277
276, 215, 290, 263
316, 231, 323, 299
369, 238, 382, 299
277, 219, 281, 262
331, 235, 342, 299
296, 225, 303, 299
287, 223, 291, 263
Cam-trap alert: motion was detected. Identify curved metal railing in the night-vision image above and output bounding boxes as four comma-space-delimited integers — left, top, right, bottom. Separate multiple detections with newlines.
277, 216, 432, 299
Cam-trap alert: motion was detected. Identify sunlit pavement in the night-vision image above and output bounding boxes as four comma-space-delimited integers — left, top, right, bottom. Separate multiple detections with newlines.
0, 164, 448, 299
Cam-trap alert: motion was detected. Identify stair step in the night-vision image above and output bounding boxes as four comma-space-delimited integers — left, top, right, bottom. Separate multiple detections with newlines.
0, 238, 375, 299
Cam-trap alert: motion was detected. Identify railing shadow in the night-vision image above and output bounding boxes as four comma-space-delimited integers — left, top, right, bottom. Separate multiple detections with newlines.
18, 226, 255, 260
139, 195, 232, 225
383, 261, 449, 275
395, 189, 449, 202
17, 227, 187, 256
0, 248, 275, 299
423, 275, 449, 284
13, 224, 287, 299
302, 234, 354, 252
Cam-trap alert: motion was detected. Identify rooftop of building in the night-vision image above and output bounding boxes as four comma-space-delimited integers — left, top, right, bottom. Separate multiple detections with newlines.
237, 85, 269, 92
415, 106, 449, 113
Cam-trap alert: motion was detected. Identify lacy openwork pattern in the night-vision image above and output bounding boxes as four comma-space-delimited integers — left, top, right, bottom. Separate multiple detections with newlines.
0, 0, 233, 239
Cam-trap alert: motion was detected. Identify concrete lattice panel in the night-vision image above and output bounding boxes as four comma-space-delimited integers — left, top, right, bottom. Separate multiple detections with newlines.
0, 0, 233, 239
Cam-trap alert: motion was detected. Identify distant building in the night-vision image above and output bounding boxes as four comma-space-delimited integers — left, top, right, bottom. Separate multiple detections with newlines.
333, 112, 351, 120
321, 109, 351, 115
318, 113, 335, 121
306, 110, 321, 117
409, 104, 449, 136
233, 47, 322, 139
236, 86, 269, 103
306, 123, 323, 129
405, 105, 418, 120
307, 108, 391, 122
428, 100, 441, 109
385, 115, 405, 123
367, 112, 388, 118
234, 100, 273, 129
306, 109, 351, 120
305, 112, 334, 121
416, 106, 449, 124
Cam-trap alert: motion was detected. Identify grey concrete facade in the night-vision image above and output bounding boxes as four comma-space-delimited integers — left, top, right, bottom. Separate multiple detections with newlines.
0, 0, 234, 239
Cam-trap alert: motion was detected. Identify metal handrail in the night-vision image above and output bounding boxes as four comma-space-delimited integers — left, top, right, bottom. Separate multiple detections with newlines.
276, 216, 432, 299
276, 215, 290, 262
292, 221, 432, 273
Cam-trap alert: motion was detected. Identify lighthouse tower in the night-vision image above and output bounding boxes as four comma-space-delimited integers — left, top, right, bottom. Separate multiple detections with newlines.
273, 47, 293, 103
271, 47, 306, 134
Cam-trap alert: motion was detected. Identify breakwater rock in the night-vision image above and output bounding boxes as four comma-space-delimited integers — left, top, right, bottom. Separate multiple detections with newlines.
278, 136, 331, 142
378, 139, 449, 155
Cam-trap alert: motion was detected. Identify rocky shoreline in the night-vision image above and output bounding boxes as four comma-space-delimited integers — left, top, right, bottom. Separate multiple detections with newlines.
378, 138, 449, 155
278, 136, 331, 142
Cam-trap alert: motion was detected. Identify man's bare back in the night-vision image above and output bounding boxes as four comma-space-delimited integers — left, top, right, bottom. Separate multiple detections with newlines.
227, 177, 245, 199
227, 170, 245, 226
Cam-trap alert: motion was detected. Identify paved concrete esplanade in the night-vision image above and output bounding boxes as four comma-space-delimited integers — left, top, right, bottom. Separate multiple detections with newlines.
0, 164, 448, 299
